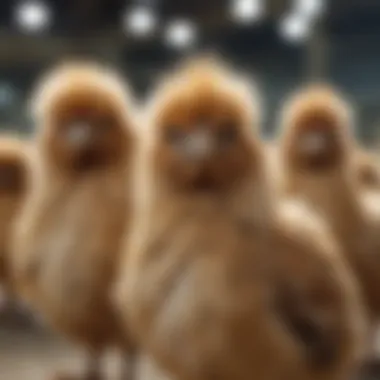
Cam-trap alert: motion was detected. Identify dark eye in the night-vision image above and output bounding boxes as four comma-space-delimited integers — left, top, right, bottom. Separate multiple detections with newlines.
0, 164, 24, 192
96, 115, 115, 132
165, 126, 185, 144
217, 123, 238, 145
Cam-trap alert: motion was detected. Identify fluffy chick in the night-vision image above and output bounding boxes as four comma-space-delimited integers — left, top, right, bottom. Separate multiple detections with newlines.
115, 58, 366, 380
277, 83, 380, 369
278, 85, 380, 193
356, 150, 380, 191
11, 62, 137, 380
0, 136, 29, 294
278, 84, 380, 317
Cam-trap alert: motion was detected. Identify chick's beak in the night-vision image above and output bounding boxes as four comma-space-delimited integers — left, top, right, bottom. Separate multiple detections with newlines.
297, 131, 329, 157
65, 122, 93, 148
183, 129, 214, 162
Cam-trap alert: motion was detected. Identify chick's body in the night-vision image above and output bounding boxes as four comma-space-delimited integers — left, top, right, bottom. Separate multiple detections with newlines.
19, 170, 129, 347
356, 150, 380, 191
117, 60, 366, 380
11, 63, 136, 377
0, 137, 29, 291
127, 192, 364, 380
278, 85, 380, 320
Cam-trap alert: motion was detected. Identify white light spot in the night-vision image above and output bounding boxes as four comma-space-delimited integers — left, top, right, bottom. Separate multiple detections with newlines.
279, 13, 311, 43
165, 19, 197, 50
294, 0, 325, 19
230, 0, 265, 24
15, 0, 51, 33
124, 6, 157, 37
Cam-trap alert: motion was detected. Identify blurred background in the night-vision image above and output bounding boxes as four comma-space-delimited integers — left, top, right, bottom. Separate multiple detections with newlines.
0, 0, 379, 145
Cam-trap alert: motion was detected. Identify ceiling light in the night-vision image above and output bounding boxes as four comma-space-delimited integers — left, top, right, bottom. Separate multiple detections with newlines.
165, 19, 197, 50
231, 0, 265, 24
124, 6, 157, 37
293, 0, 325, 19
279, 13, 311, 43
15, 0, 51, 33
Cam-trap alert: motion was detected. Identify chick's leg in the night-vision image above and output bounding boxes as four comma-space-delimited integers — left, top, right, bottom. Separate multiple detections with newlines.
82, 349, 104, 380
52, 349, 104, 380
120, 347, 138, 380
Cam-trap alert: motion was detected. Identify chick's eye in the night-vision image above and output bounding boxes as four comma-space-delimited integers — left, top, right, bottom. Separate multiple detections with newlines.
0, 165, 23, 191
165, 126, 185, 144
96, 115, 115, 132
217, 123, 238, 145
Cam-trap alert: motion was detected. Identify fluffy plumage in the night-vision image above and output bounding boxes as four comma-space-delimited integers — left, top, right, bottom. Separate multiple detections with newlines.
11, 62, 137, 380
277, 83, 380, 370
0, 136, 29, 292
116, 59, 366, 380
277, 85, 380, 317
356, 150, 380, 190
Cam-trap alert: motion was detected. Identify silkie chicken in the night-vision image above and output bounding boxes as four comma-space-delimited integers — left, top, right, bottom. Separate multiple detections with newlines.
115, 58, 367, 380
11, 62, 138, 380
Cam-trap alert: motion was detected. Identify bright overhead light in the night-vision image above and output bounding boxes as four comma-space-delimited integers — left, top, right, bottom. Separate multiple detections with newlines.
279, 13, 311, 43
231, 0, 265, 24
124, 6, 157, 37
293, 0, 325, 19
165, 19, 197, 50
15, 0, 51, 33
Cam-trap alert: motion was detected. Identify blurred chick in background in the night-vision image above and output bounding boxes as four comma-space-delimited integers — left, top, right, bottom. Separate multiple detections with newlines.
278, 85, 380, 356
10, 62, 138, 380
0, 136, 29, 301
268, 126, 380, 199
115, 56, 366, 380
356, 151, 380, 191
